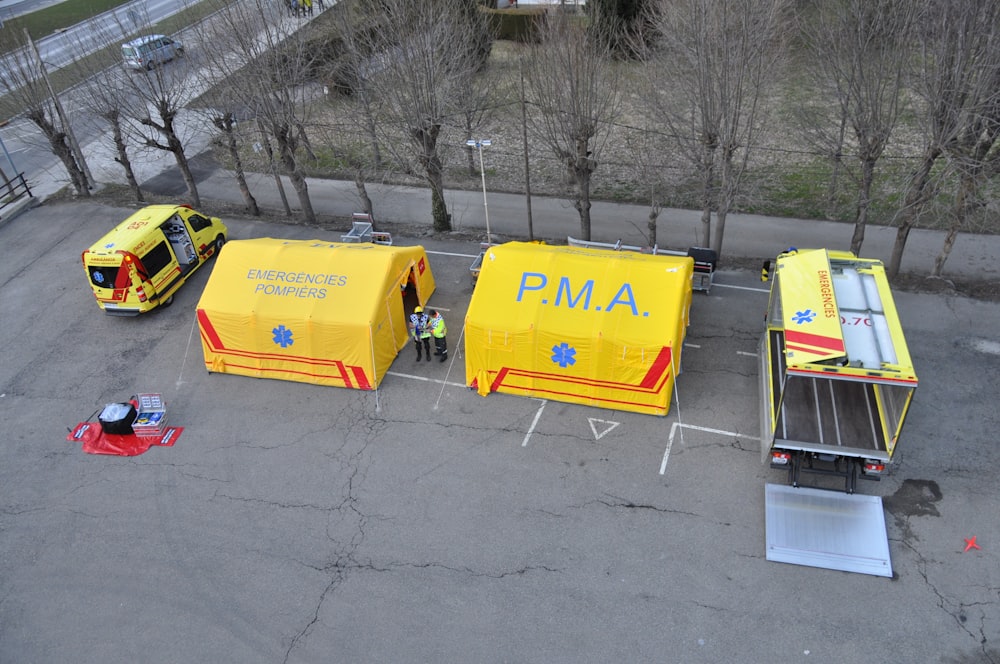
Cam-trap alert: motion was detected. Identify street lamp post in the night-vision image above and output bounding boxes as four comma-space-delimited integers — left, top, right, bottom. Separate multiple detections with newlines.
466, 138, 492, 244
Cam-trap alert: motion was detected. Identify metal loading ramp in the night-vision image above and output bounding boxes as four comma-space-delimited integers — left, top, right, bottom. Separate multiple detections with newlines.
765, 484, 893, 577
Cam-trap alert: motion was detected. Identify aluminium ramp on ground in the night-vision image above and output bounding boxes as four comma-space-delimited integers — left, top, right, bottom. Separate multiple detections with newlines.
765, 483, 892, 578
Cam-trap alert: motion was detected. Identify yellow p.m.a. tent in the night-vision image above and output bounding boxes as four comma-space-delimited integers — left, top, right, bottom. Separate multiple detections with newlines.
465, 242, 693, 416
196, 238, 434, 389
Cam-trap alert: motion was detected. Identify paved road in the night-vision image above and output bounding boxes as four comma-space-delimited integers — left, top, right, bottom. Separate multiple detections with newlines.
1, 198, 998, 663
0, 0, 66, 20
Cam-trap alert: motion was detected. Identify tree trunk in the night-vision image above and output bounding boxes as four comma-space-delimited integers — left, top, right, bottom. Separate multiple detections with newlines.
29, 110, 89, 196
849, 156, 875, 254
145, 108, 200, 207
699, 142, 716, 248
228, 131, 259, 217
932, 171, 975, 277
215, 113, 258, 216
467, 143, 477, 176
358, 86, 382, 171
712, 148, 736, 257
51, 134, 89, 196
430, 177, 451, 233
297, 123, 316, 161
647, 203, 660, 248
108, 116, 143, 203
354, 169, 373, 217
826, 110, 848, 219
171, 144, 201, 209
574, 166, 593, 241
258, 120, 292, 216
275, 127, 315, 224
572, 139, 594, 241
887, 146, 940, 278
413, 125, 451, 232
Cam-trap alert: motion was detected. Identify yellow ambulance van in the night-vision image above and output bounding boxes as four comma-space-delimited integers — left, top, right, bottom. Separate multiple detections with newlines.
83, 204, 228, 315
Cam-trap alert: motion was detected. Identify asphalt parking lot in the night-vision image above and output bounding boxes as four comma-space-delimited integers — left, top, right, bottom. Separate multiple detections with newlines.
1, 200, 998, 663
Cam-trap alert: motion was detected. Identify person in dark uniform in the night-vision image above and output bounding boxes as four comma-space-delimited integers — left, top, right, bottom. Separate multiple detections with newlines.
409, 306, 431, 362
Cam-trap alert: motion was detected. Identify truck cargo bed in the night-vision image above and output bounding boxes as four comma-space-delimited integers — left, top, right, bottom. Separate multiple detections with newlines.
769, 330, 888, 460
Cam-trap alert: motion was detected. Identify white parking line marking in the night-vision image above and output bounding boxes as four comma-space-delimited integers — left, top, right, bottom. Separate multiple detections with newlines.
736, 351, 756, 357
715, 283, 769, 293
660, 422, 760, 475
427, 250, 478, 258
522, 400, 547, 447
386, 371, 466, 388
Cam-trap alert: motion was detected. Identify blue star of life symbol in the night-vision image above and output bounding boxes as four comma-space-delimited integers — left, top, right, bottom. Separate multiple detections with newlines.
792, 309, 816, 325
550, 342, 576, 368
272, 324, 294, 348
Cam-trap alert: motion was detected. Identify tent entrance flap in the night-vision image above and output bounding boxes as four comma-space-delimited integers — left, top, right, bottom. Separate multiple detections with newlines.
764, 483, 892, 577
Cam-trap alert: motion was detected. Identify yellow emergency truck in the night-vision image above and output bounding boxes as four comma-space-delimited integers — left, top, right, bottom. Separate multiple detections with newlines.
758, 248, 918, 576
83, 205, 228, 315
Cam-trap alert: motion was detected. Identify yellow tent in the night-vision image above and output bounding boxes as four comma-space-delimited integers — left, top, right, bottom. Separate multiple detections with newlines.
196, 238, 435, 389
465, 242, 693, 416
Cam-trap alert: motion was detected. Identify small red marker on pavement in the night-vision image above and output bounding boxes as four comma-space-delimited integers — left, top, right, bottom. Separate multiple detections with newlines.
964, 536, 981, 552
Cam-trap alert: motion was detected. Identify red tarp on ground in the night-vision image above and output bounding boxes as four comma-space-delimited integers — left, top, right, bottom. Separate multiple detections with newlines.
66, 422, 183, 456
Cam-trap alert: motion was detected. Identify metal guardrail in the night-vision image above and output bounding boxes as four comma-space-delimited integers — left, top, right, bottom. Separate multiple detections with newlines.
566, 236, 718, 293
0, 172, 33, 219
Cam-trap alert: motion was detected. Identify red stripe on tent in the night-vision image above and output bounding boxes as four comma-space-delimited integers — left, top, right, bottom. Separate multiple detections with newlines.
491, 367, 510, 392
350, 366, 371, 390
202, 359, 361, 386
202, 342, 368, 382
639, 346, 672, 389
500, 382, 664, 412
489, 361, 675, 396
197, 309, 225, 350
785, 328, 845, 353
337, 361, 352, 388
494, 366, 667, 394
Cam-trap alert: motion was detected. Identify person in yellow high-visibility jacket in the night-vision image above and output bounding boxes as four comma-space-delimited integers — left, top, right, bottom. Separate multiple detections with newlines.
429, 309, 448, 362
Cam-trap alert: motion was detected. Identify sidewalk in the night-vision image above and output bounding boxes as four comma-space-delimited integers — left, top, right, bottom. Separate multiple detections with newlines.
173, 163, 999, 282
6, 125, 999, 282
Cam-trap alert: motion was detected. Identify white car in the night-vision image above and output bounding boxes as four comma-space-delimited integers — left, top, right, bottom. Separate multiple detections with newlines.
122, 34, 183, 71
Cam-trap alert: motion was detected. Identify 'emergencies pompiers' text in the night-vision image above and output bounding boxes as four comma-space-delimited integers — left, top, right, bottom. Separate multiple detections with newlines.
245, 269, 348, 299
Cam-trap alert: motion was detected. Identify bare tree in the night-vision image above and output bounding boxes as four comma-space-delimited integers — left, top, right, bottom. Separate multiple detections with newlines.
327, 1, 385, 173
885, 0, 1000, 278
198, 0, 328, 223
119, 41, 204, 207
211, 111, 260, 216
317, 1, 395, 219
523, 12, 623, 241
650, 0, 786, 256
932, 100, 1000, 276
798, 0, 915, 255
357, 0, 493, 232
62, 18, 148, 202
0, 32, 90, 196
